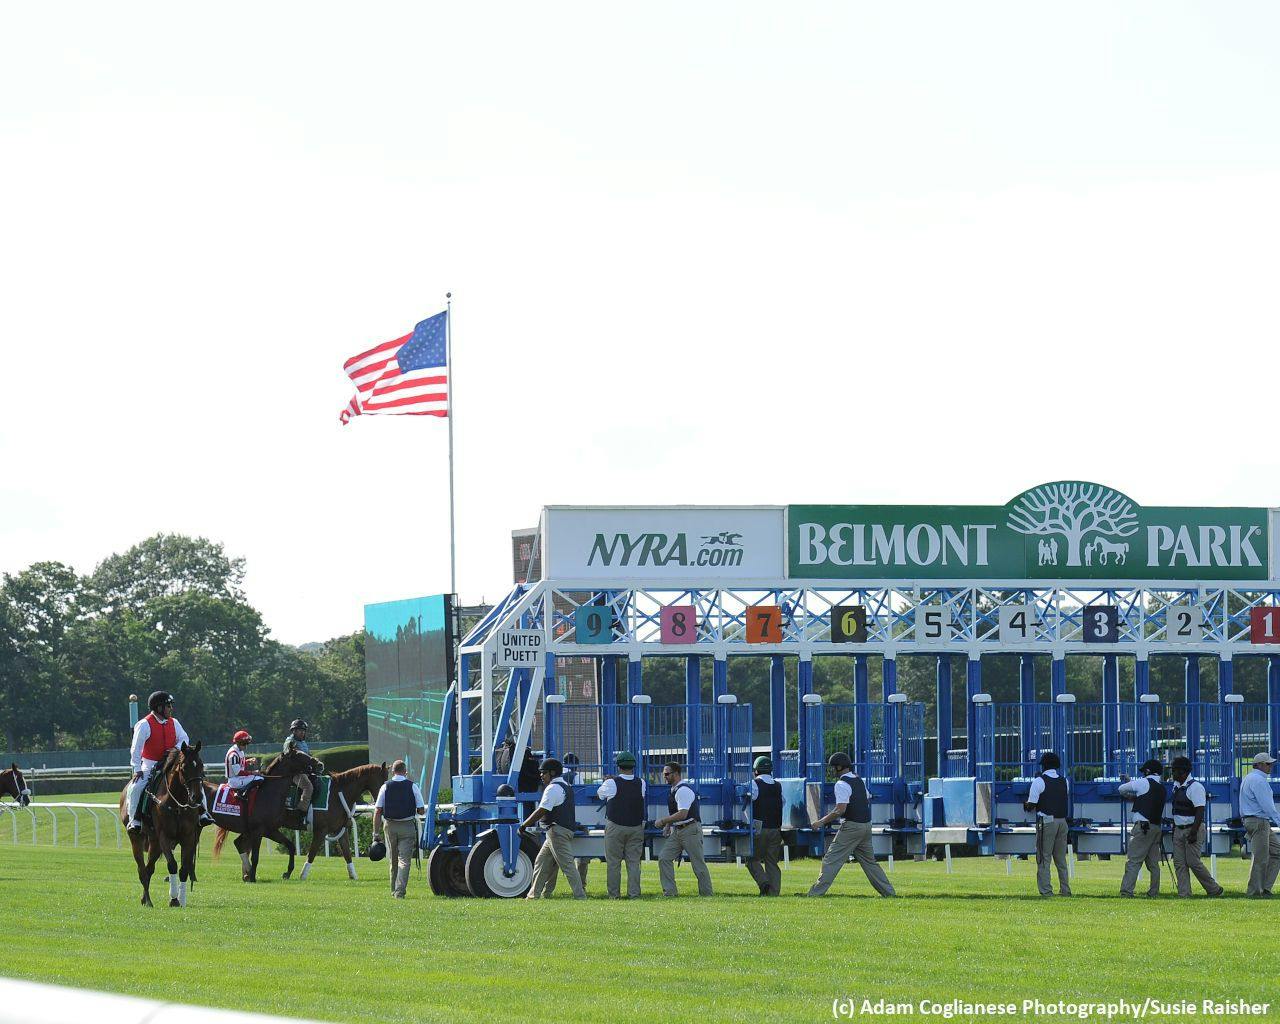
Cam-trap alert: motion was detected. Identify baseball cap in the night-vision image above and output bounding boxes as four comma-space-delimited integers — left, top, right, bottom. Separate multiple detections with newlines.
1253, 752, 1277, 766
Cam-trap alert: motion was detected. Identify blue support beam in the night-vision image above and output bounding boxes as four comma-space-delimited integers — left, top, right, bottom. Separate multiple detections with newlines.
770, 655, 787, 769
712, 656, 728, 702
457, 652, 472, 776
1102, 654, 1119, 776
493, 667, 527, 749
798, 657, 814, 776
1217, 656, 1233, 780
1051, 656, 1066, 701
1050, 656, 1067, 757
1019, 654, 1036, 777
936, 655, 953, 777
1134, 657, 1150, 699
1270, 656, 1280, 758
1185, 655, 1201, 767
882, 656, 898, 699
855, 655, 870, 767
543, 652, 560, 758
685, 656, 702, 776
965, 655, 982, 775
627, 656, 643, 701
600, 657, 617, 769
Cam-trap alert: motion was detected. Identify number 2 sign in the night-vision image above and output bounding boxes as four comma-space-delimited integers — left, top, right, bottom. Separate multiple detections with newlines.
660, 606, 697, 644
1250, 607, 1280, 645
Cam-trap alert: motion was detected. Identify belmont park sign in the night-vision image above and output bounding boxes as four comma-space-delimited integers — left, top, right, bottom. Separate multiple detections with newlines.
791, 482, 1272, 581
539, 485, 1277, 583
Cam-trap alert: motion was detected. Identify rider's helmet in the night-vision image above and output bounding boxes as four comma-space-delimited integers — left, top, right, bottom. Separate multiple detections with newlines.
233, 730, 252, 744
827, 752, 853, 772
753, 755, 773, 773
539, 758, 563, 777
615, 751, 637, 770
289, 719, 308, 733
148, 691, 174, 714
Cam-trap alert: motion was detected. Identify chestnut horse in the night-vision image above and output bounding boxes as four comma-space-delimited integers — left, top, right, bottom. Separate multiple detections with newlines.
209, 747, 321, 881
116, 742, 207, 907
298, 762, 388, 881
0, 764, 32, 808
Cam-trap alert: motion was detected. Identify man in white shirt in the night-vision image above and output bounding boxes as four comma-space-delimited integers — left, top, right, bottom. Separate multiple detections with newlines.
1024, 751, 1071, 897
1117, 758, 1166, 898
1168, 756, 1223, 898
1239, 751, 1280, 898
596, 750, 646, 899
807, 752, 896, 897
655, 762, 714, 897
745, 755, 784, 897
126, 691, 211, 832
372, 759, 425, 898
521, 758, 586, 900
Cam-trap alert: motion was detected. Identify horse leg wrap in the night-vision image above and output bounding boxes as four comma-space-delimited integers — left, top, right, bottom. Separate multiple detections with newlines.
300, 862, 312, 881
347, 861, 357, 880
240, 852, 251, 873
169, 875, 179, 901
178, 880, 188, 907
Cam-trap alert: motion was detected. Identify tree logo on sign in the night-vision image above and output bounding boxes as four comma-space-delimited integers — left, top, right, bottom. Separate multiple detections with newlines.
1007, 482, 1139, 567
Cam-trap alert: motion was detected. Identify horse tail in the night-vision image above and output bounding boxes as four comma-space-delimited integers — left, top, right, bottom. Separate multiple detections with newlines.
213, 826, 228, 860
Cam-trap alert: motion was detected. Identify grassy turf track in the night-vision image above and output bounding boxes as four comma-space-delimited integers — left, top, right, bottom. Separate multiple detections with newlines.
0, 841, 1272, 1024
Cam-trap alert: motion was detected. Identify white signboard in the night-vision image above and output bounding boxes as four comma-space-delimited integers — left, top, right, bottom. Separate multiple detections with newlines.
541, 506, 786, 582
495, 629, 545, 668
998, 605, 1037, 644
1165, 605, 1204, 643
915, 605, 953, 642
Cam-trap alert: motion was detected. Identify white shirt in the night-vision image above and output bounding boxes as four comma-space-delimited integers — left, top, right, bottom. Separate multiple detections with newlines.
537, 779, 567, 812
374, 775, 426, 817
1026, 769, 1064, 819
1172, 778, 1207, 827
671, 781, 697, 823
1117, 774, 1163, 823
596, 773, 645, 802
225, 746, 256, 782
1240, 769, 1280, 826
129, 714, 191, 771
833, 774, 857, 807
749, 774, 776, 801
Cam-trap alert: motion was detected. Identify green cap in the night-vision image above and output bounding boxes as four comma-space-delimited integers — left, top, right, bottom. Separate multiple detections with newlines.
615, 751, 637, 769
753, 755, 773, 772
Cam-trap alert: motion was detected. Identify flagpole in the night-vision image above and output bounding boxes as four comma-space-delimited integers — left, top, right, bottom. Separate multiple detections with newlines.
445, 292, 456, 599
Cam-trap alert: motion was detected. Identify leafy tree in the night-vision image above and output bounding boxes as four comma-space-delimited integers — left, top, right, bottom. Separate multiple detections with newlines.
91, 534, 246, 613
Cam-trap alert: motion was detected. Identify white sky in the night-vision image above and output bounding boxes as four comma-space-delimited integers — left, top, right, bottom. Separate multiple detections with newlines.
2, 3, 1278, 643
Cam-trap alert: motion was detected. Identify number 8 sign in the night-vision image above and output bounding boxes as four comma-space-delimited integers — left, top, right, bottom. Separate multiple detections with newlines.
660, 606, 697, 644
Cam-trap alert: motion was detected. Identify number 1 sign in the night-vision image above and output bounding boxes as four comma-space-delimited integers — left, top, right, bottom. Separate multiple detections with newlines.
1250, 607, 1280, 645
660, 606, 697, 644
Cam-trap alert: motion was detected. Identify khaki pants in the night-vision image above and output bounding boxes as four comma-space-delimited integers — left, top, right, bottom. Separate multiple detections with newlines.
746, 828, 783, 896
1244, 817, 1280, 896
382, 818, 417, 897
807, 821, 895, 897
1035, 817, 1071, 896
527, 825, 586, 899
604, 821, 644, 898
1171, 824, 1222, 897
658, 823, 713, 896
293, 773, 314, 812
1120, 820, 1162, 896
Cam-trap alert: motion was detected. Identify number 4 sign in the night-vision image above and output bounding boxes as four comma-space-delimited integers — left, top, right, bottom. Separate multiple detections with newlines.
1250, 607, 1280, 645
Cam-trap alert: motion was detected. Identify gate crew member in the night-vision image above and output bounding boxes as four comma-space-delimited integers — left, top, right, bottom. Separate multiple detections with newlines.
807, 753, 896, 898
372, 759, 425, 899
224, 731, 263, 796
596, 751, 646, 899
127, 691, 212, 833
1169, 756, 1223, 898
1240, 751, 1280, 898
745, 755, 783, 897
655, 762, 714, 897
522, 758, 587, 900
283, 719, 314, 816
1118, 758, 1166, 898
1025, 751, 1071, 897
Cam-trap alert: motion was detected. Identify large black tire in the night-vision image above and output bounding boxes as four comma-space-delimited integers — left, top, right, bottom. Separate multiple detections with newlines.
464, 830, 538, 898
427, 845, 470, 897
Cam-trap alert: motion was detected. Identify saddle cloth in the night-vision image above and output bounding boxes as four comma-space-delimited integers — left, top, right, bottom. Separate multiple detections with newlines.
284, 774, 331, 812
213, 783, 255, 817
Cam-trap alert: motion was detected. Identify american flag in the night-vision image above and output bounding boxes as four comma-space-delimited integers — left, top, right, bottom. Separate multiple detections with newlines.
340, 311, 448, 424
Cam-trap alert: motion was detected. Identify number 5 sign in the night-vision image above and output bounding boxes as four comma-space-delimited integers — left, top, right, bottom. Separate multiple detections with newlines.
1250, 607, 1280, 645
660, 606, 697, 644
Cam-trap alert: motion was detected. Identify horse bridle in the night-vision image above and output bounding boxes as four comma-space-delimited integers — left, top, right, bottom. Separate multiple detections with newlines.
1, 769, 31, 808
161, 755, 206, 813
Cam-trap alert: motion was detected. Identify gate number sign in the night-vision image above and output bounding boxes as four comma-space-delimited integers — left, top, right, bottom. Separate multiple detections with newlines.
1167, 605, 1203, 643
998, 606, 1036, 643
831, 604, 868, 643
1083, 604, 1119, 643
746, 605, 783, 643
574, 606, 615, 645
1250, 607, 1280, 645
915, 605, 952, 642
660, 605, 697, 644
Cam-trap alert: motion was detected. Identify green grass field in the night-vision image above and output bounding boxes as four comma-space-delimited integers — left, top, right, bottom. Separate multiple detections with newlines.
1, 838, 1275, 1024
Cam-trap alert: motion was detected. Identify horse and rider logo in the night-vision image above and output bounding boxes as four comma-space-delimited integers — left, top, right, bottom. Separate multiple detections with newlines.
1008, 482, 1139, 568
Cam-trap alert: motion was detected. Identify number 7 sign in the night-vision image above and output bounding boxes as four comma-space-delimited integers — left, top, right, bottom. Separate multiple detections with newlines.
746, 606, 783, 643
1250, 607, 1280, 644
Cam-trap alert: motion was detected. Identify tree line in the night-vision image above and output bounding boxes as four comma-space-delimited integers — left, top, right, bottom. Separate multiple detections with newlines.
0, 534, 366, 752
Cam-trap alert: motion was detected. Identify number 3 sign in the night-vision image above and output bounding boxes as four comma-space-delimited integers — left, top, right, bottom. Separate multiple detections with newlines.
1082, 604, 1119, 643
660, 606, 697, 644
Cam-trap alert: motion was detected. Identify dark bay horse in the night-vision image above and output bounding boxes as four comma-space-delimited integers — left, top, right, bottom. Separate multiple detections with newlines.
209, 747, 321, 882
0, 764, 32, 808
116, 742, 207, 907
299, 762, 387, 881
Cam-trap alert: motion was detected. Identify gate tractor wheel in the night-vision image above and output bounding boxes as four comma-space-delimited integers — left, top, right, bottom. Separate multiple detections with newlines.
464, 830, 538, 898
427, 845, 471, 897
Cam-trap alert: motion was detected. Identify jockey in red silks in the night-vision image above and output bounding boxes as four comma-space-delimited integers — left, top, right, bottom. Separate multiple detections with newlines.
127, 690, 212, 832
225, 730, 264, 794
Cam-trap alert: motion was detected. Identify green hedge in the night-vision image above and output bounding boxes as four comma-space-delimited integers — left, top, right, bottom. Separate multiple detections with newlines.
312, 744, 370, 773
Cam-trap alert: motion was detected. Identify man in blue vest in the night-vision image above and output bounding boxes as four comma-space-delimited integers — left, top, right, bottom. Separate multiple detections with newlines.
655, 762, 713, 897
1168, 755, 1223, 898
1025, 751, 1071, 897
596, 750, 646, 898
521, 758, 587, 900
745, 755, 783, 896
371, 759, 425, 899
807, 752, 896, 897
1117, 758, 1167, 897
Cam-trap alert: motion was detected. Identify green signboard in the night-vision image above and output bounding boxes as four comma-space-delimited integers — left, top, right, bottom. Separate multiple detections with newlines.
789, 482, 1269, 581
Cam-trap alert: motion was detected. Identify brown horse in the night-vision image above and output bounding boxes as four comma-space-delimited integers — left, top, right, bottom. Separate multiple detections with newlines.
209, 747, 321, 882
0, 764, 31, 808
298, 762, 388, 881
116, 742, 207, 907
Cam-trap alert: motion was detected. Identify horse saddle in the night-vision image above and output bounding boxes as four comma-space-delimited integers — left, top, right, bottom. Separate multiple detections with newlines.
213, 783, 257, 818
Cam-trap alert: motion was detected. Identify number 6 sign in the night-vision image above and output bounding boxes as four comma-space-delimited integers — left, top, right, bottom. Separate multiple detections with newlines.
660, 605, 697, 644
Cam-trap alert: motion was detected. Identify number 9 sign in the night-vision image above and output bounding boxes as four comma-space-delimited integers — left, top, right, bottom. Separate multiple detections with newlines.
575, 606, 615, 645
660, 605, 697, 644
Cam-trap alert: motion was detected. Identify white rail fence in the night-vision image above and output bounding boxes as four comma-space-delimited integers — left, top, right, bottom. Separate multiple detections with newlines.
0, 801, 386, 857
0, 977, 331, 1024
